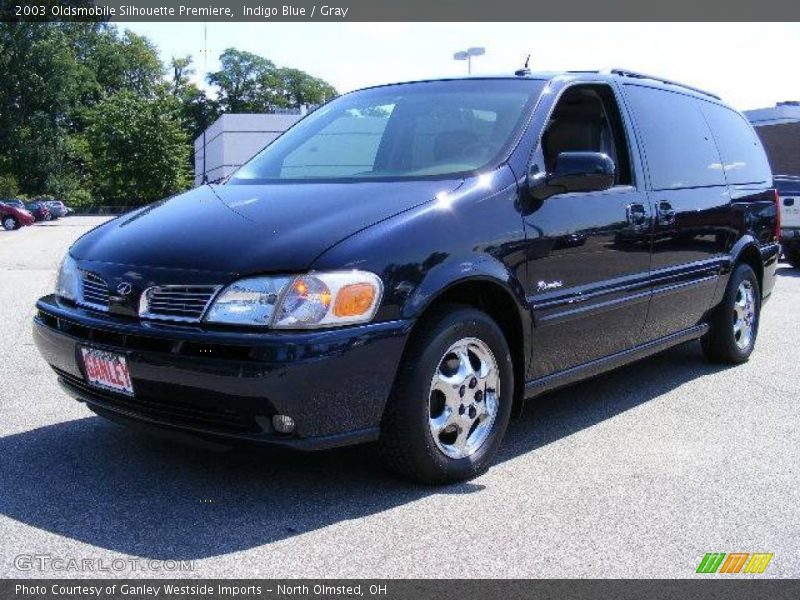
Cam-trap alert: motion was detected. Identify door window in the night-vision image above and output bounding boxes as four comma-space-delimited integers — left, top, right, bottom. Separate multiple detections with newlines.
541, 84, 633, 186
623, 85, 726, 191
700, 102, 771, 185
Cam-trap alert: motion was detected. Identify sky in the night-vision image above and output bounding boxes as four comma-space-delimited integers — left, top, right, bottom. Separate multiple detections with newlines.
125, 22, 800, 111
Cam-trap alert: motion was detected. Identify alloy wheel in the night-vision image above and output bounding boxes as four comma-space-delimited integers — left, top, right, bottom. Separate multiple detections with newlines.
428, 337, 500, 459
732, 280, 756, 350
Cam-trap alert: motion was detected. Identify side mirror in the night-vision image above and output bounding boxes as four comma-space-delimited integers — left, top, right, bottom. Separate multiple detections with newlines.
546, 151, 615, 195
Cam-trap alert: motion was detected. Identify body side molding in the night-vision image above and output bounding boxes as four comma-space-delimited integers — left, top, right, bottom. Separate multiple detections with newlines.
524, 323, 709, 399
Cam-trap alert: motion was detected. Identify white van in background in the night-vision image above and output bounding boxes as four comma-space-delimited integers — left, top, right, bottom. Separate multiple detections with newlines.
778, 175, 800, 268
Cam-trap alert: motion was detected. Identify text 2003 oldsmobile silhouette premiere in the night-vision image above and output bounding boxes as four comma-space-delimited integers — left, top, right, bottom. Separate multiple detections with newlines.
34, 69, 779, 482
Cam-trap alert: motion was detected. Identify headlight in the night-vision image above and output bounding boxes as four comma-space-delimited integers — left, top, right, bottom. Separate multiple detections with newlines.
204, 276, 291, 326
205, 271, 383, 329
55, 253, 80, 301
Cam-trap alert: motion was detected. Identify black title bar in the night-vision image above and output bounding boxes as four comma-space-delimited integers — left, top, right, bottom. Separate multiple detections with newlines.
3, 0, 800, 22
6, 580, 800, 600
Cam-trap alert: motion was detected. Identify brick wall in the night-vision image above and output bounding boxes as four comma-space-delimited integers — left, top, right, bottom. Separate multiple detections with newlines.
754, 122, 800, 177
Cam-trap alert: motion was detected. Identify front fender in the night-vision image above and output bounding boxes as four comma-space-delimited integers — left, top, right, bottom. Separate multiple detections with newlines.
402, 253, 529, 322
400, 254, 533, 389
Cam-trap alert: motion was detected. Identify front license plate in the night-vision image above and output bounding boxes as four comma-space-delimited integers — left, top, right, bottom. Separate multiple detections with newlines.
80, 347, 134, 396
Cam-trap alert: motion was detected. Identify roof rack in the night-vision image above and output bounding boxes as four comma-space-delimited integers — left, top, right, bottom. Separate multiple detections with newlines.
604, 68, 721, 100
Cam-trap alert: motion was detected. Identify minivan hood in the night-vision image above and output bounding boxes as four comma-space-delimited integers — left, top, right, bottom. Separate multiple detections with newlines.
70, 179, 463, 274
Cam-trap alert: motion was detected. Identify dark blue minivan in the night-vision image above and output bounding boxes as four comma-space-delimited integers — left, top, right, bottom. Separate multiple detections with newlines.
34, 70, 779, 482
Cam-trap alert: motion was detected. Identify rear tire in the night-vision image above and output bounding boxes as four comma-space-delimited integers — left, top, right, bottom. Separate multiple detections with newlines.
2, 216, 18, 231
701, 263, 760, 364
379, 304, 514, 484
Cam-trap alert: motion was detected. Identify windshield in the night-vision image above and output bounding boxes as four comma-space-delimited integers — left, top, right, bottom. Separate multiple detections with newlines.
230, 79, 544, 183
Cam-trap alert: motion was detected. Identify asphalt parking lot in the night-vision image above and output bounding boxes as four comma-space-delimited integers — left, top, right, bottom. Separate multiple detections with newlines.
1, 216, 799, 579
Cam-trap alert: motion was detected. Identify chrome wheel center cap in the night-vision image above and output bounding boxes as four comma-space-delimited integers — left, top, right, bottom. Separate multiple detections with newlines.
428, 337, 500, 459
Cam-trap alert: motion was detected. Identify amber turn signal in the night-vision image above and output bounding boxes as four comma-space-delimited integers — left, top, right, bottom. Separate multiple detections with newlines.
333, 283, 377, 317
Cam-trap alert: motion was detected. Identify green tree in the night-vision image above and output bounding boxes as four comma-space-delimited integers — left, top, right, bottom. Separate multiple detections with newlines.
208, 48, 277, 112
0, 23, 85, 194
84, 91, 191, 206
0, 22, 166, 204
276, 68, 338, 107
170, 54, 194, 95
83, 28, 163, 98
0, 24, 337, 208
207, 48, 336, 113
170, 55, 218, 142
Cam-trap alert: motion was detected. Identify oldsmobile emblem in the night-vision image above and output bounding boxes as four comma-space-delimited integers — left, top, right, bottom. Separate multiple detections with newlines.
116, 282, 134, 296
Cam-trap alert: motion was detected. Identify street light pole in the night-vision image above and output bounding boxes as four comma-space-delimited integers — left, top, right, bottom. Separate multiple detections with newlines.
453, 47, 486, 75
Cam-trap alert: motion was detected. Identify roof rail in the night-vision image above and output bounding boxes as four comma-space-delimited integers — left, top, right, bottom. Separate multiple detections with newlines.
605, 68, 721, 100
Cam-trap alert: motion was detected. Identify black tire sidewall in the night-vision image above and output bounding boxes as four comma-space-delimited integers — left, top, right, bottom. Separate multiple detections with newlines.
396, 308, 514, 482
3, 217, 18, 231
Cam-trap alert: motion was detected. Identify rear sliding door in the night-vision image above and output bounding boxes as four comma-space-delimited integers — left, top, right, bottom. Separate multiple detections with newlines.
622, 84, 732, 341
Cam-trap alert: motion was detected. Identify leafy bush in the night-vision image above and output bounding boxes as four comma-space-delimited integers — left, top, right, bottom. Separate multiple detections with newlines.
0, 173, 19, 198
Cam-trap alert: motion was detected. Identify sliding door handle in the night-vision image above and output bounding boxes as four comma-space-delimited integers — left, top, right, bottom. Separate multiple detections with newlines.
626, 203, 647, 226
657, 201, 676, 225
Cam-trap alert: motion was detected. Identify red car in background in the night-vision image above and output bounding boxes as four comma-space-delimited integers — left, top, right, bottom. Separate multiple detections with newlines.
1, 201, 36, 230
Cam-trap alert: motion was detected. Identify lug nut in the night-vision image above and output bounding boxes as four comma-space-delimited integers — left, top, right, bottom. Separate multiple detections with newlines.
272, 414, 296, 434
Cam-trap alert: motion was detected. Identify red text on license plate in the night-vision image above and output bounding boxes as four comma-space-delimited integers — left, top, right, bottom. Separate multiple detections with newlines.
81, 348, 134, 396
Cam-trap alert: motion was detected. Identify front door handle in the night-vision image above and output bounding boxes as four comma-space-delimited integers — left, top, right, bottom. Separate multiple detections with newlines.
657, 201, 676, 226
626, 202, 647, 226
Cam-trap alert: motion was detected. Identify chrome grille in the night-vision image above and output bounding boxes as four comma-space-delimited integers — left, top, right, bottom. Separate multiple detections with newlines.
140, 286, 220, 323
79, 271, 110, 310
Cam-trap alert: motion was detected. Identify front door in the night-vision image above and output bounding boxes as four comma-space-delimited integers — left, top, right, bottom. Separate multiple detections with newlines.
522, 83, 653, 380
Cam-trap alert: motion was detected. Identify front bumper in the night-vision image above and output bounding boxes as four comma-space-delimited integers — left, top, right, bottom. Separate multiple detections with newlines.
33, 295, 411, 449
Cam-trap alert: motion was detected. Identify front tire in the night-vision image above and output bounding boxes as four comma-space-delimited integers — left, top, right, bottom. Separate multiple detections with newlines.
2, 216, 18, 231
701, 263, 760, 364
379, 304, 514, 484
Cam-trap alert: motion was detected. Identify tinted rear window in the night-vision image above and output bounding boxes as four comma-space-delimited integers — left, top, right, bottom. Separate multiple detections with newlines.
624, 84, 726, 191
700, 102, 771, 185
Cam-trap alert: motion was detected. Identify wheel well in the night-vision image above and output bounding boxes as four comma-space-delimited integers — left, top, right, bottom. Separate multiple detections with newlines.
419, 280, 526, 416
738, 245, 763, 292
